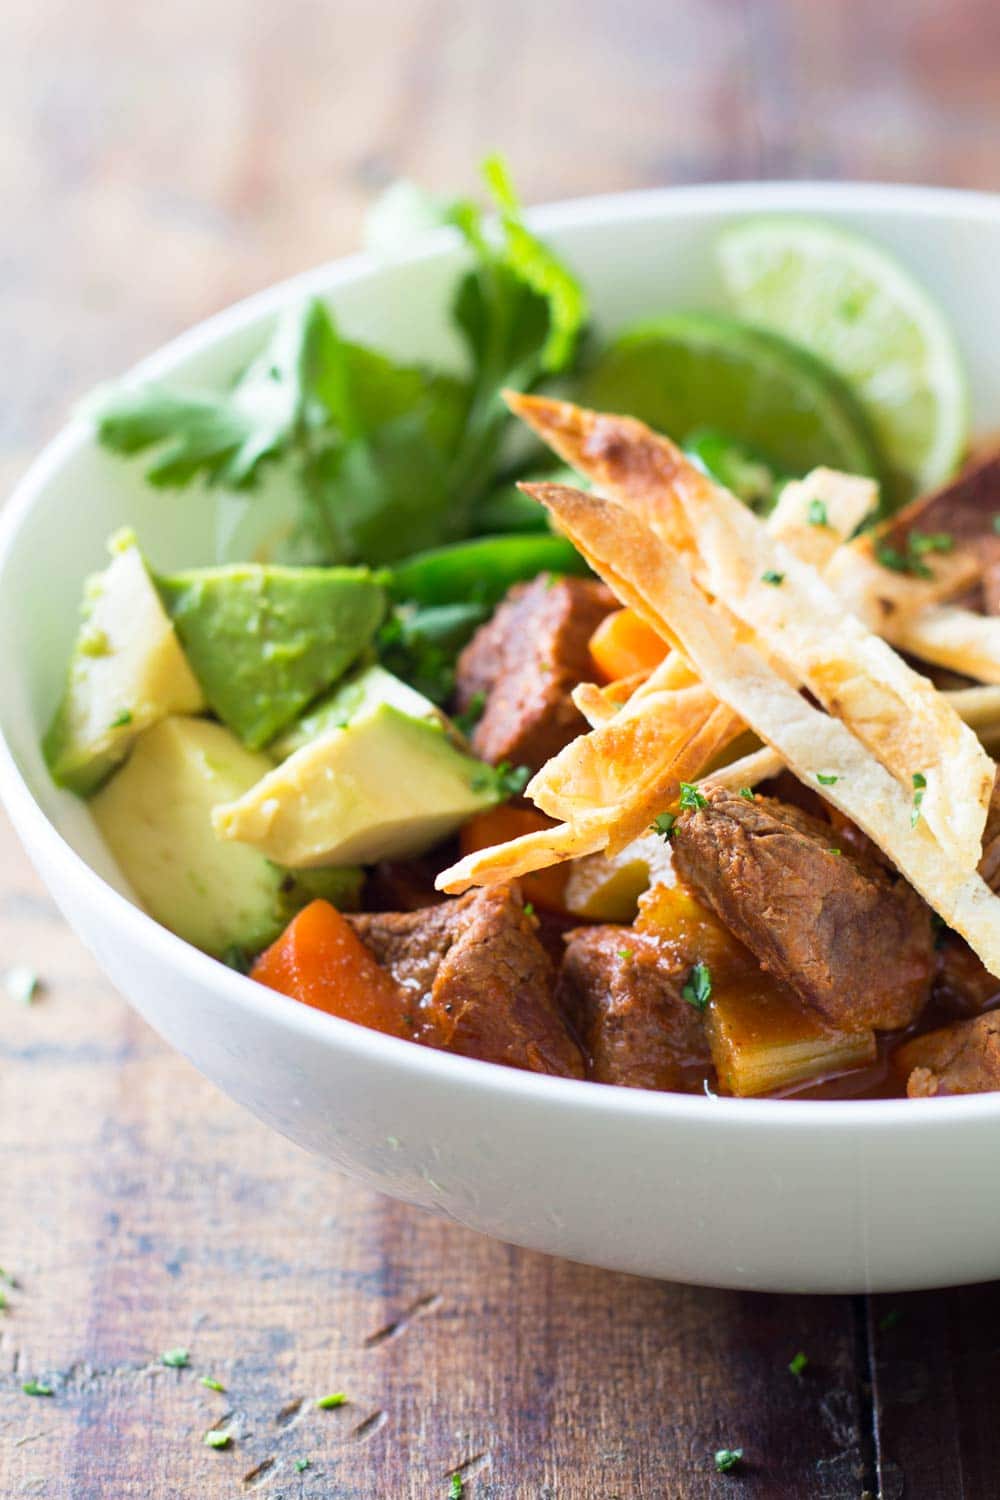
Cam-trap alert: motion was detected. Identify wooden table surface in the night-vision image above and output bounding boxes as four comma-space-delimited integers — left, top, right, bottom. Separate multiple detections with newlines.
3, 2, 1000, 1495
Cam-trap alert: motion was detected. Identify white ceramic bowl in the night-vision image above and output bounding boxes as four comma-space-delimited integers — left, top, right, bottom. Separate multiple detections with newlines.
3, 182, 1000, 1294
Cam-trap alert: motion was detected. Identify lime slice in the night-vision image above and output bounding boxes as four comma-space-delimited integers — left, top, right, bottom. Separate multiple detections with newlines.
717, 217, 968, 506
581, 311, 881, 489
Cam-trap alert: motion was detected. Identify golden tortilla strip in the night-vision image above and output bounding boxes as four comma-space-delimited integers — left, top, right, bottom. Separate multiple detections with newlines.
532, 482, 1000, 976
766, 467, 877, 568
437, 817, 610, 894
823, 537, 981, 633
889, 605, 1000, 686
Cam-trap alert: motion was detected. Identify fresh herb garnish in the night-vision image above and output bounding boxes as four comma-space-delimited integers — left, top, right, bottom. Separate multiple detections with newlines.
109, 708, 133, 728
204, 1428, 232, 1449
22, 1380, 54, 1398
682, 962, 712, 1011
911, 771, 927, 828
161, 1347, 190, 1369
788, 1351, 809, 1377
761, 569, 785, 586
316, 1392, 348, 1410
450, 1476, 464, 1499
909, 529, 953, 556
714, 1447, 744, 1474
807, 498, 829, 527
5, 966, 40, 1005
875, 540, 931, 580
453, 690, 486, 738
377, 601, 487, 706
618, 948, 633, 962
679, 782, 708, 812
738, 786, 755, 801
522, 902, 535, 917
474, 761, 531, 799
651, 811, 677, 840
200, 1376, 226, 1393
295, 1458, 311, 1473
816, 772, 839, 786
89, 160, 586, 568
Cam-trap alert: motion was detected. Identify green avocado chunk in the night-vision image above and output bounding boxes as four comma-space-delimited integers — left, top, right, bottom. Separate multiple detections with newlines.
44, 529, 205, 797
271, 663, 443, 759
91, 716, 361, 956
156, 564, 385, 749
214, 698, 504, 868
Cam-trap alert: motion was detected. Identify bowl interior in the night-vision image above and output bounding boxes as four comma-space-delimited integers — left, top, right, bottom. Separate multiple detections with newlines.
3, 179, 1000, 1037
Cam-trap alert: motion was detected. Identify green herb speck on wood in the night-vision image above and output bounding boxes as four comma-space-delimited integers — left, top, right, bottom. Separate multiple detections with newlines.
714, 1447, 744, 1474
161, 1347, 190, 1368
316, 1392, 348, 1410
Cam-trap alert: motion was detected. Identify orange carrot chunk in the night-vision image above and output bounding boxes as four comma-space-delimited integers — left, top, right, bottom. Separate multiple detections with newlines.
251, 899, 413, 1039
589, 608, 668, 683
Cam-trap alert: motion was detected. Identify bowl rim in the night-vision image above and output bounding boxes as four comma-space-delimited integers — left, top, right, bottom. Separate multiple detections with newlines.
3, 176, 1000, 1132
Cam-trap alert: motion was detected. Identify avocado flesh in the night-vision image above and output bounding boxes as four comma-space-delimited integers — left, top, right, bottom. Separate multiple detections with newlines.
43, 534, 205, 796
213, 703, 502, 868
271, 663, 443, 759
91, 716, 360, 956
156, 564, 385, 750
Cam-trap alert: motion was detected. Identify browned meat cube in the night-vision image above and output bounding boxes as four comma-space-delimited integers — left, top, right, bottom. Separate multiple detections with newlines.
933, 933, 1000, 1020
672, 786, 934, 1032
349, 886, 584, 1079
556, 926, 711, 1091
899, 1013, 1000, 1097
455, 575, 616, 772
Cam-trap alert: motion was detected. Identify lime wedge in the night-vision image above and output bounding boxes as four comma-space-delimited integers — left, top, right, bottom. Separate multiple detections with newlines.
717, 217, 968, 506
581, 311, 881, 490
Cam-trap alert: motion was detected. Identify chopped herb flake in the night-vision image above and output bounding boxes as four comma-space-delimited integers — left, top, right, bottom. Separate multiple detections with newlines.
911, 770, 927, 828
816, 772, 839, 786
908, 529, 953, 556
450, 1476, 464, 1499
651, 811, 677, 840
316, 1392, 347, 1410
807, 498, 829, 527
738, 786, 754, 801
295, 1458, 311, 1473
617, 948, 633, 962
22, 1380, 53, 1398
474, 761, 531, 798
829, 847, 842, 857
0, 1290, 7, 1312
5, 966, 40, 1006
788, 1351, 809, 1377
679, 782, 708, 812
761, 569, 785, 586
204, 1428, 232, 1449
714, 1447, 744, 1474
875, 539, 932, 580
0, 1268, 16, 1287
682, 961, 712, 1011
110, 709, 133, 728
199, 1376, 226, 1393
522, 902, 535, 917
161, 1347, 190, 1368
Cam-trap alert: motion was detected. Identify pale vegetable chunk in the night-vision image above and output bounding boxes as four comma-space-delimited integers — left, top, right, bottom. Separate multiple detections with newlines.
43, 531, 204, 795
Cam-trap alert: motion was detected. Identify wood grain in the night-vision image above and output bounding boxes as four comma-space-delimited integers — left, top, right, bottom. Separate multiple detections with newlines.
2, 1, 1000, 1495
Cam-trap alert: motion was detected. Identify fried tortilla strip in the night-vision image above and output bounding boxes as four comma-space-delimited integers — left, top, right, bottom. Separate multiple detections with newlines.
532, 483, 1000, 975
513, 395, 993, 862
437, 816, 610, 894
662, 468, 994, 863
823, 537, 981, 633
890, 606, 1000, 685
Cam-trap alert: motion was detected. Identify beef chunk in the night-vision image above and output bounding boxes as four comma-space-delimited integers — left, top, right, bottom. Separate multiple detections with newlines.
455, 575, 616, 772
349, 886, 584, 1078
883, 448, 1000, 614
931, 934, 1000, 1021
556, 927, 711, 1091
899, 1013, 1000, 1097
672, 786, 934, 1032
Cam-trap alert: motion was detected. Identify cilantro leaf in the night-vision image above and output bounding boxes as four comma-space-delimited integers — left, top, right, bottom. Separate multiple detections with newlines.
682, 962, 712, 1010
679, 782, 708, 812
807, 498, 829, 527
161, 1347, 190, 1368
714, 1447, 743, 1474
316, 1392, 348, 1410
788, 1351, 809, 1377
651, 811, 677, 840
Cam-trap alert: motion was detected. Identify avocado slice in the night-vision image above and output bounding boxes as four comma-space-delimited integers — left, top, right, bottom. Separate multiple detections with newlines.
213, 701, 504, 868
271, 663, 444, 759
91, 716, 361, 956
156, 564, 385, 749
43, 530, 205, 797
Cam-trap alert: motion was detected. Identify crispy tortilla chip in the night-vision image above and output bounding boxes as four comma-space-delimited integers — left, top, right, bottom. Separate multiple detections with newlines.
533, 482, 1000, 975
823, 537, 981, 633
889, 605, 1000, 686
766, 468, 877, 569
437, 816, 609, 894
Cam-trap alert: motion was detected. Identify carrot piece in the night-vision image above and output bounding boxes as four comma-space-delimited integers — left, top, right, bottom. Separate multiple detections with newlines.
460, 807, 571, 913
251, 900, 413, 1039
589, 608, 668, 683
